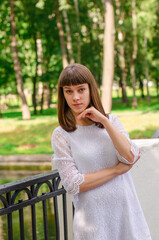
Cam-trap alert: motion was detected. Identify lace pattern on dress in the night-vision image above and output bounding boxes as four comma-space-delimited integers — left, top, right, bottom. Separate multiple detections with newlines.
51, 128, 84, 197
109, 114, 140, 165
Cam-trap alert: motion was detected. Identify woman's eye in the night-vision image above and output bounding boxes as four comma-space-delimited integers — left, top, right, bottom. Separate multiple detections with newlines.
66, 90, 72, 94
79, 88, 85, 92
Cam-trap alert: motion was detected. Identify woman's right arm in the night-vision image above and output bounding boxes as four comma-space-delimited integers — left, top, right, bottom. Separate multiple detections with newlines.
51, 129, 135, 196
79, 162, 133, 193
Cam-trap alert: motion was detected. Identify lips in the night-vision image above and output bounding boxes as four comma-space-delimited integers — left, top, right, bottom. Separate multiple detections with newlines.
73, 103, 82, 107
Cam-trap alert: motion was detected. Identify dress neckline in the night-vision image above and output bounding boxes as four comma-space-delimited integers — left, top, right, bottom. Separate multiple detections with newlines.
76, 123, 95, 128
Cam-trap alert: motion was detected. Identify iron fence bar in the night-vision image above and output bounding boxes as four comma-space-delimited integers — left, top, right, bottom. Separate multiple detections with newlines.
0, 188, 65, 216
6, 192, 13, 240
31, 204, 37, 240
0, 170, 59, 195
53, 196, 60, 240
42, 193, 49, 240
63, 193, 68, 240
31, 185, 37, 240
0, 171, 70, 240
7, 213, 13, 240
18, 200, 25, 240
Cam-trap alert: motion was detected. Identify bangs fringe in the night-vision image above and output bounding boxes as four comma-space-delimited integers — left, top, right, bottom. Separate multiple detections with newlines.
59, 67, 90, 87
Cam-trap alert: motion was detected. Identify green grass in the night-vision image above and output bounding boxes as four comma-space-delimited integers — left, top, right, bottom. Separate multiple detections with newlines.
0, 116, 59, 155
0, 108, 59, 155
112, 96, 159, 113
111, 97, 159, 139
0, 165, 51, 171
115, 112, 158, 139
0, 97, 159, 155
1, 107, 57, 119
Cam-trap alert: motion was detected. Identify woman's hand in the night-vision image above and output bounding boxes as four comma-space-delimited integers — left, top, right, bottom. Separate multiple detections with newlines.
77, 106, 105, 123
115, 162, 133, 175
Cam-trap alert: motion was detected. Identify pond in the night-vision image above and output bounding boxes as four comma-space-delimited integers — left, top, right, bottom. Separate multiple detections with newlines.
0, 170, 56, 240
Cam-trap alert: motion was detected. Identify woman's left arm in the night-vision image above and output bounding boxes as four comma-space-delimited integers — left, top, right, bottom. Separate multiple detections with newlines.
77, 107, 140, 164
101, 114, 139, 164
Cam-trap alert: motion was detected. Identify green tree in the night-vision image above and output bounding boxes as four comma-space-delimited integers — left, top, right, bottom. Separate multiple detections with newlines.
9, 0, 31, 119
102, 0, 115, 113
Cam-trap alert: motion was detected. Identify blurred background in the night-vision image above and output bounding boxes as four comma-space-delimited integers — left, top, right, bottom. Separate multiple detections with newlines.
0, 0, 159, 238
0, 0, 159, 171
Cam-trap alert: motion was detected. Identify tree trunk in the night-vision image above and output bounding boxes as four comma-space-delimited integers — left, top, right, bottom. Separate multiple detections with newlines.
40, 83, 44, 114
102, 0, 115, 113
115, 0, 129, 106
139, 77, 145, 98
32, 74, 37, 115
55, 0, 68, 68
73, 0, 81, 63
32, 32, 38, 115
43, 82, 50, 109
131, 0, 138, 108
36, 37, 44, 113
145, 68, 151, 105
156, 78, 159, 97
48, 85, 53, 108
37, 81, 43, 113
144, 37, 151, 105
9, 0, 31, 119
62, 9, 74, 64
88, 28, 95, 75
119, 45, 129, 105
130, 63, 137, 108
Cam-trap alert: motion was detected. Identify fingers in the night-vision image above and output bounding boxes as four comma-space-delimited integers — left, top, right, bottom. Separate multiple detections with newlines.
77, 106, 104, 123
77, 107, 93, 120
117, 162, 133, 175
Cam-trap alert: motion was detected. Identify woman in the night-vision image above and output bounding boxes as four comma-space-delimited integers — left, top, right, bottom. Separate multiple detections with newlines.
51, 63, 151, 240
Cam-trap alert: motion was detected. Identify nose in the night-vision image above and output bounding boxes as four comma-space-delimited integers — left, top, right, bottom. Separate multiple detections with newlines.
73, 91, 80, 101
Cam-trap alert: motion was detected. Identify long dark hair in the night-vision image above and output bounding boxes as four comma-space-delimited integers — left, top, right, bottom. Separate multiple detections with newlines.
57, 63, 108, 132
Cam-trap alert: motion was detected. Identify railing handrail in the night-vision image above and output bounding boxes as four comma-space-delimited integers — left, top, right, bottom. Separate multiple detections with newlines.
0, 170, 71, 240
0, 170, 58, 195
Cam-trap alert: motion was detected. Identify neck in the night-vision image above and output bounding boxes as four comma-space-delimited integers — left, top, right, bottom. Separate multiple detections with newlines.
76, 117, 94, 126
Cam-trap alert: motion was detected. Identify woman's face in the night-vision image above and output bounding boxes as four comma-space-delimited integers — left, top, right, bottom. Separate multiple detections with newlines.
63, 83, 90, 117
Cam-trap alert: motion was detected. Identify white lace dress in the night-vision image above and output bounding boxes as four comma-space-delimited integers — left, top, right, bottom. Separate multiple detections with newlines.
51, 114, 152, 240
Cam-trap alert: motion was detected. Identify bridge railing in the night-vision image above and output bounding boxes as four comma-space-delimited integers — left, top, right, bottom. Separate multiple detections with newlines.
0, 170, 73, 240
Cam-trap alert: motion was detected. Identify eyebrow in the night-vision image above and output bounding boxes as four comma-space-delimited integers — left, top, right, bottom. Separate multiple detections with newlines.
63, 84, 86, 89
63, 86, 71, 89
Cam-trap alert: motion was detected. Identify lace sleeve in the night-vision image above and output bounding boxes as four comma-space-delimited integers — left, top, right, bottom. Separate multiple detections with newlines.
51, 128, 84, 196
109, 114, 140, 165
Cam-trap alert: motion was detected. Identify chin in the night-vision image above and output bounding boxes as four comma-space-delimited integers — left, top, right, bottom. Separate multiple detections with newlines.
72, 105, 88, 115
75, 110, 83, 115
72, 109, 84, 116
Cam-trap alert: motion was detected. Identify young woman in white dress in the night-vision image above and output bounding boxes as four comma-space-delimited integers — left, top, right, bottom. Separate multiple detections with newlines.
51, 63, 152, 240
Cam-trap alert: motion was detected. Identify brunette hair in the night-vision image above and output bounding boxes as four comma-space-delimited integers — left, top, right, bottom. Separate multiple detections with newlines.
57, 63, 108, 132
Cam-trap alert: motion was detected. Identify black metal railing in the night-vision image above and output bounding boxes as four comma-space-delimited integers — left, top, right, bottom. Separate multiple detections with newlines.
0, 170, 71, 240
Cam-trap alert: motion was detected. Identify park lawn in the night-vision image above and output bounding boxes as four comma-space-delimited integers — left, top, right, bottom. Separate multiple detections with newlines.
0, 115, 59, 155
112, 97, 159, 138
115, 112, 158, 139
0, 98, 158, 155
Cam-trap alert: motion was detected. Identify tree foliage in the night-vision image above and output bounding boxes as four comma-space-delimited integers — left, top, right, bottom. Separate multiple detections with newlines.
0, 0, 158, 112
